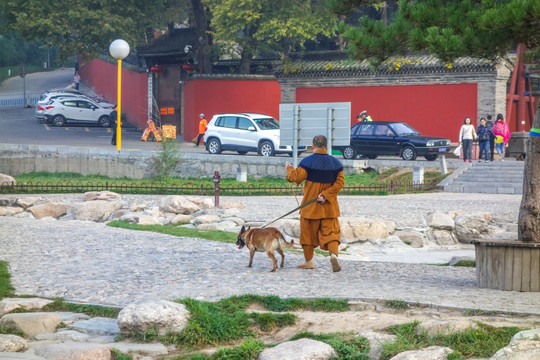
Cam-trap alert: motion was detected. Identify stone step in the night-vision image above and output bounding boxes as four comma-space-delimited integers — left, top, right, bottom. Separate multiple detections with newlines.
456, 177, 523, 183
444, 184, 523, 194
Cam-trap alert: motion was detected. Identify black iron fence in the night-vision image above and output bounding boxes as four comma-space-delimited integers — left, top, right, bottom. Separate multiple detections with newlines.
0, 179, 439, 196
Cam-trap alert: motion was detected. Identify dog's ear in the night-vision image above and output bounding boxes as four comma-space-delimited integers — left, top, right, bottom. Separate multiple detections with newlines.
240, 225, 246, 233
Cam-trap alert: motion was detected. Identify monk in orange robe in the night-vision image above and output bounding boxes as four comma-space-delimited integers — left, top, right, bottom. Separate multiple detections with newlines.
286, 135, 345, 272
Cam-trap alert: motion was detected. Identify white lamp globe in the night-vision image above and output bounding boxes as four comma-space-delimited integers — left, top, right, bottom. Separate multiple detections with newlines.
109, 39, 130, 60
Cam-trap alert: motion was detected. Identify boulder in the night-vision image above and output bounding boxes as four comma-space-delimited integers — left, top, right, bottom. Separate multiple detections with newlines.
84, 191, 121, 201
416, 319, 478, 337
340, 218, 392, 243
170, 214, 193, 225
258, 338, 337, 360
0, 353, 47, 360
221, 216, 245, 226
33, 342, 111, 360
34, 329, 90, 342
109, 209, 129, 221
136, 215, 162, 226
117, 300, 190, 336
28, 203, 70, 219
129, 203, 147, 212
103, 342, 168, 358
0, 174, 16, 186
70, 317, 120, 336
159, 196, 200, 214
477, 212, 493, 223
185, 196, 214, 209
394, 230, 425, 248
15, 197, 42, 209
218, 201, 245, 209
70, 200, 123, 222
0, 298, 54, 316
426, 211, 454, 231
0, 197, 15, 206
368, 236, 411, 251
357, 330, 397, 360
511, 329, 540, 342
191, 214, 220, 225
281, 219, 301, 239
454, 214, 488, 243
118, 213, 140, 224
389, 346, 453, 360
430, 230, 458, 246
491, 340, 540, 359
0, 207, 24, 216
197, 221, 237, 231
0, 334, 28, 352
0, 312, 62, 337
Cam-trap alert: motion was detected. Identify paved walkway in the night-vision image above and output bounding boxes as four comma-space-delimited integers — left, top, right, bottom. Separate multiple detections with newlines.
1, 193, 539, 315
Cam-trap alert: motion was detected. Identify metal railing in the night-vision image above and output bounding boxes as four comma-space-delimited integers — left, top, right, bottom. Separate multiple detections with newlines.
0, 92, 41, 108
0, 179, 440, 196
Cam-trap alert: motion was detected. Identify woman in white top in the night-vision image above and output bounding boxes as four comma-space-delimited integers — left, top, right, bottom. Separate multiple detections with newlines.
459, 117, 477, 162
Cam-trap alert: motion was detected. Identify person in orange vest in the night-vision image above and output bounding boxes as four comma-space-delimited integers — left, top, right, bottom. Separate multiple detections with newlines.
195, 113, 207, 147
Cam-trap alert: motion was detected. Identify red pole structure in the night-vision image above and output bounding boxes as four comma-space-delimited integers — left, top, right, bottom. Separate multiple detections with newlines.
506, 44, 528, 132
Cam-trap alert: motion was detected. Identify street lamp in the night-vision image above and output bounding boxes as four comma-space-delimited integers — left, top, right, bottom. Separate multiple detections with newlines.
109, 39, 130, 150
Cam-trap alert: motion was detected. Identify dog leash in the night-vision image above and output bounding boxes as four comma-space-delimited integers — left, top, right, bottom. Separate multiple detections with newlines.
260, 198, 318, 229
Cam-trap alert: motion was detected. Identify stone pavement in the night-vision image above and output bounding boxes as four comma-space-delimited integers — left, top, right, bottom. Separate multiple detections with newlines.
1, 193, 539, 315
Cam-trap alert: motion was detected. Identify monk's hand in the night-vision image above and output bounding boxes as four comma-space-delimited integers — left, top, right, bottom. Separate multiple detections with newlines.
317, 194, 326, 204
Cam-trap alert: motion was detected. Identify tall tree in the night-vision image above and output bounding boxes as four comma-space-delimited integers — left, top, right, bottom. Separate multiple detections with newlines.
191, 0, 213, 73
204, 0, 336, 74
330, 0, 540, 242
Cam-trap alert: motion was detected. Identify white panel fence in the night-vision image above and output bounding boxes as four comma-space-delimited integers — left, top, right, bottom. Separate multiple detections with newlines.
0, 92, 41, 108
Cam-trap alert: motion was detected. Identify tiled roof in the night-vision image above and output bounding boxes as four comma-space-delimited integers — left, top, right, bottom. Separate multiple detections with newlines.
137, 28, 196, 57
276, 52, 496, 78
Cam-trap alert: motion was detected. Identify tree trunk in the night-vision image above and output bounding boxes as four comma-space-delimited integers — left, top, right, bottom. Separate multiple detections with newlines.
191, 0, 212, 74
240, 50, 252, 74
518, 105, 540, 243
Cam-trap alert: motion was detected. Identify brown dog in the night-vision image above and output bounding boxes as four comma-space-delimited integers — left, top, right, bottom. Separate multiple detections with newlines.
236, 226, 294, 272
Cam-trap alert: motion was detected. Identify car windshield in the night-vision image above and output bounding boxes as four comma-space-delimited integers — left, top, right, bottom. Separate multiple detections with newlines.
390, 123, 420, 136
254, 117, 279, 130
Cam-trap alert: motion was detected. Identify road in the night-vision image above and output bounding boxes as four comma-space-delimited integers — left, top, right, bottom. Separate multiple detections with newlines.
0, 68, 74, 93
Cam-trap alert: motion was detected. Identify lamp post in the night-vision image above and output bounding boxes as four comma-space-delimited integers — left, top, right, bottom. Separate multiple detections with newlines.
109, 39, 130, 150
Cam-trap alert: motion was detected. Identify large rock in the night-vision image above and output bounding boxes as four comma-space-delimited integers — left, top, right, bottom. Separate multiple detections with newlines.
33, 342, 111, 360
185, 196, 214, 209
0, 334, 28, 352
117, 300, 190, 336
511, 329, 540, 342
70, 200, 123, 222
15, 197, 42, 209
170, 214, 193, 225
0, 353, 46, 360
136, 215, 162, 226
0, 174, 16, 186
416, 319, 478, 337
34, 329, 90, 342
258, 338, 337, 360
159, 196, 200, 214
0, 197, 15, 206
191, 214, 220, 225
394, 230, 425, 248
104, 342, 168, 358
389, 346, 452, 360
281, 219, 301, 239
197, 221, 237, 231
491, 340, 540, 359
28, 203, 70, 219
218, 201, 245, 209
430, 230, 458, 246
340, 218, 393, 243
84, 191, 121, 201
0, 298, 54, 316
0, 207, 24, 216
426, 211, 454, 231
0, 312, 62, 337
454, 214, 488, 243
357, 330, 397, 360
70, 317, 121, 336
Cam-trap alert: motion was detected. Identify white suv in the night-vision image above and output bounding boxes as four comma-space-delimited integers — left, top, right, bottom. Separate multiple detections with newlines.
203, 113, 305, 157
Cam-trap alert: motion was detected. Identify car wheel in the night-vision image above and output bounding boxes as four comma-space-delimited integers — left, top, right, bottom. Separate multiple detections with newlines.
259, 141, 275, 157
342, 146, 357, 159
237, 151, 248, 155
367, 155, 378, 159
425, 154, 439, 161
98, 115, 110, 128
53, 115, 65, 127
401, 146, 417, 161
207, 138, 222, 154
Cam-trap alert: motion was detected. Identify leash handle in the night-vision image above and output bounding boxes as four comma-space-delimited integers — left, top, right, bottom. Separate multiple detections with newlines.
260, 198, 318, 229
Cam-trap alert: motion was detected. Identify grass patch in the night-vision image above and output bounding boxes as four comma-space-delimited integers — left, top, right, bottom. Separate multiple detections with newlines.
107, 221, 238, 244
290, 331, 370, 359
42, 298, 121, 318
170, 339, 265, 360
249, 312, 296, 331
385, 299, 409, 310
111, 348, 133, 360
381, 321, 524, 360
463, 309, 498, 316
452, 260, 476, 267
0, 324, 25, 337
0, 261, 15, 298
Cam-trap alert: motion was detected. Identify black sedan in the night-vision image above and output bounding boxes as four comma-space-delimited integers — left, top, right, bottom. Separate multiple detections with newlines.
334, 121, 450, 161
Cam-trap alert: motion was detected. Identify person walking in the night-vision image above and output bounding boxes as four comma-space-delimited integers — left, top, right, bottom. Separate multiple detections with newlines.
110, 105, 118, 146
195, 113, 207, 147
486, 115, 496, 161
74, 72, 81, 90
459, 117, 477, 163
476, 118, 490, 162
492, 113, 511, 161
356, 110, 373, 122
285, 135, 345, 272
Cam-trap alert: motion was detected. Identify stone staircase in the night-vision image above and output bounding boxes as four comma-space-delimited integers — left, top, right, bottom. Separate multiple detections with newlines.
440, 160, 525, 194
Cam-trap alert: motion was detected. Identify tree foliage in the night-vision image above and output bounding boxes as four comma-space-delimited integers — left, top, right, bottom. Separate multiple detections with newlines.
332, 0, 540, 64
0, 0, 184, 61
204, 0, 337, 73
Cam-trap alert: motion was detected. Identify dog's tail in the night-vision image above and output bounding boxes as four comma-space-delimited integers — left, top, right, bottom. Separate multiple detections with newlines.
278, 235, 294, 248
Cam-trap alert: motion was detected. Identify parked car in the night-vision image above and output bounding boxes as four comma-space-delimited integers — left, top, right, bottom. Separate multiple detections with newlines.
203, 113, 306, 156
334, 121, 450, 161
35, 90, 113, 121
43, 97, 112, 127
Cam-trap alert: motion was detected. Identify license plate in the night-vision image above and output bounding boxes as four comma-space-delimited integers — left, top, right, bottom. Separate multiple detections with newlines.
438, 147, 447, 153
